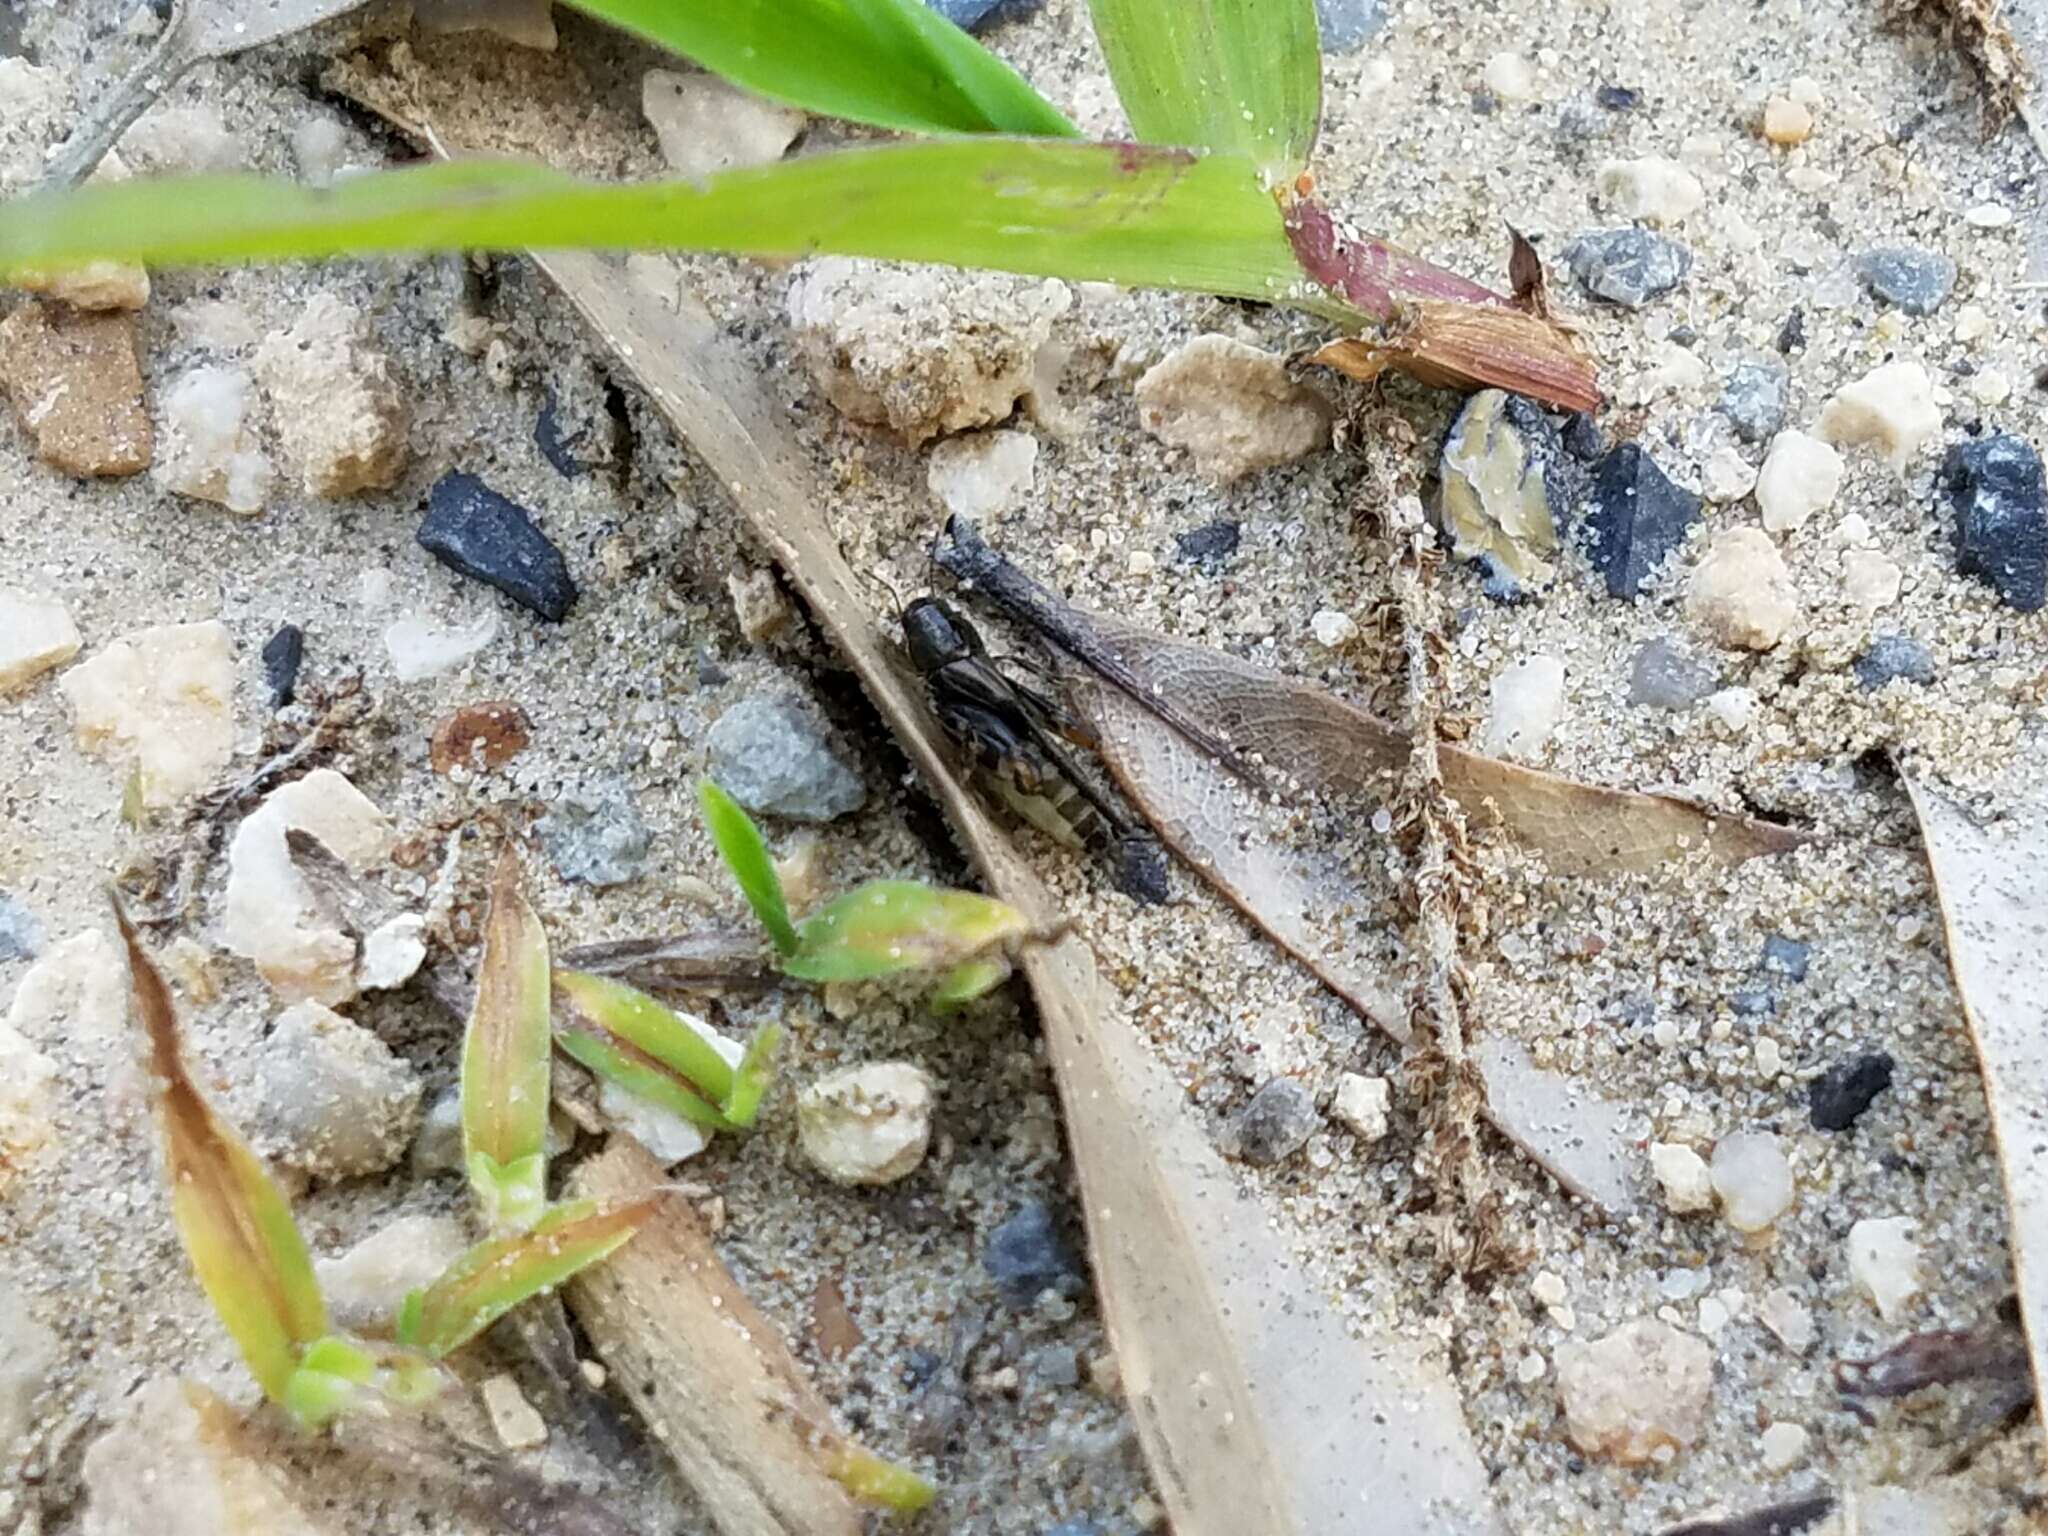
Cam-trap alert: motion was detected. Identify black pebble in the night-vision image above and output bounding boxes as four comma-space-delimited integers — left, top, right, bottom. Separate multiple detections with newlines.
1854, 633, 1937, 690
925, 0, 1046, 29
1175, 519, 1241, 569
1113, 835, 1171, 906
419, 471, 578, 623
1563, 411, 1605, 461
1580, 443, 1701, 599
1595, 84, 1641, 111
1942, 434, 2047, 613
982, 1201, 1082, 1307
261, 624, 304, 709
1775, 308, 1807, 355
534, 391, 590, 479
1809, 1051, 1895, 1132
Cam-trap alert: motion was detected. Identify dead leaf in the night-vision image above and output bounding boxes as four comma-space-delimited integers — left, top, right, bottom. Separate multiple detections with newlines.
811, 1276, 863, 1361
1900, 766, 2048, 1466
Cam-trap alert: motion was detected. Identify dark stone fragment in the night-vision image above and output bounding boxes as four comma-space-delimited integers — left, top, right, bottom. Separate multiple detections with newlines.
1470, 91, 1497, 117
1809, 1051, 1895, 1132
1775, 308, 1807, 355
1730, 989, 1774, 1018
900, 1347, 944, 1390
1855, 247, 1957, 317
1174, 519, 1241, 569
1580, 444, 1702, 599
1853, 633, 1937, 690
1595, 84, 1641, 110
1942, 434, 2047, 612
419, 471, 578, 622
1761, 934, 1810, 983
534, 391, 590, 479
1562, 228, 1691, 308
261, 624, 304, 708
1113, 835, 1171, 906
1224, 1077, 1317, 1165
925, 0, 1046, 29
983, 1202, 1082, 1307
1563, 411, 1604, 461
1719, 358, 1790, 444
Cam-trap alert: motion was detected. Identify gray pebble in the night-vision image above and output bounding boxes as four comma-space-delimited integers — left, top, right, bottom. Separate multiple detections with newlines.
983, 1202, 1083, 1308
1315, 0, 1387, 49
1223, 1077, 1316, 1165
1730, 989, 1775, 1018
250, 1004, 424, 1180
0, 892, 44, 963
1562, 229, 1691, 308
537, 779, 653, 886
707, 694, 866, 823
1761, 935, 1810, 983
1032, 1345, 1080, 1388
1628, 637, 1717, 711
1943, 434, 2047, 613
1718, 358, 1790, 444
1853, 633, 1936, 690
1854, 247, 1957, 317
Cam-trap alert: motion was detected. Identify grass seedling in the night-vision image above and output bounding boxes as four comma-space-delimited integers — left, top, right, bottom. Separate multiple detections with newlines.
0, 0, 1599, 412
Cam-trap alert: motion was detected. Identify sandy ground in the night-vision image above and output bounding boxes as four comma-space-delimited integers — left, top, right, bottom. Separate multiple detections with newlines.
4, 0, 2048, 1532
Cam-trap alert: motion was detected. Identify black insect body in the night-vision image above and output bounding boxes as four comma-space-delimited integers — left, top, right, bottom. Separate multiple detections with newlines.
902, 596, 1169, 904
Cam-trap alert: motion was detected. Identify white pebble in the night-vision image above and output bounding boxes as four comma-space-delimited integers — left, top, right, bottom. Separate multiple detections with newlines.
927, 428, 1039, 519
1755, 429, 1844, 533
1482, 654, 1565, 761
253, 295, 410, 497
1531, 1270, 1569, 1308
1818, 360, 1942, 470
1702, 445, 1757, 504
1830, 512, 1875, 547
1516, 1351, 1548, 1384
0, 591, 81, 695
1953, 304, 1992, 345
153, 365, 272, 515
1696, 1296, 1731, 1336
1686, 530, 1800, 651
1650, 1142, 1716, 1213
61, 620, 235, 810
1841, 549, 1902, 614
1761, 97, 1814, 146
315, 1214, 469, 1335
1595, 156, 1705, 226
1310, 608, 1359, 649
1555, 1319, 1713, 1464
1483, 51, 1538, 102
641, 69, 804, 178
358, 914, 427, 991
1963, 201, 2013, 228
1710, 1131, 1796, 1233
798, 1062, 935, 1185
481, 1375, 548, 1451
1754, 1035, 1783, 1076
1760, 1420, 1809, 1472
1332, 1072, 1390, 1141
1848, 1216, 1922, 1321
1759, 1287, 1815, 1352
1134, 335, 1333, 483
384, 612, 500, 682
1704, 686, 1759, 735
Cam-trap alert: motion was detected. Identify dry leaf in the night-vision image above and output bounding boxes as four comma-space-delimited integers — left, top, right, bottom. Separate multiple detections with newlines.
1900, 766, 2048, 1465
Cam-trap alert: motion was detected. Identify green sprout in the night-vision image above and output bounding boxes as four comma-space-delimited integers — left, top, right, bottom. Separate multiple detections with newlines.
698, 780, 799, 957
462, 847, 555, 1233
0, 0, 1599, 412
554, 967, 781, 1131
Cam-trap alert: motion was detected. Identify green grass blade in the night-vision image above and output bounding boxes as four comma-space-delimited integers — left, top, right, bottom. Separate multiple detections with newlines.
566, 0, 1075, 138
462, 848, 553, 1232
0, 142, 1351, 318
698, 780, 798, 956
720, 1023, 781, 1129
1086, 0, 1322, 176
556, 1030, 731, 1130
784, 880, 1029, 983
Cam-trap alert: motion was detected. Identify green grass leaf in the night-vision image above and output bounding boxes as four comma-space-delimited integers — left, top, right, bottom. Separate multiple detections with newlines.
783, 880, 1029, 984
823, 1441, 939, 1514
566, 0, 1075, 138
928, 954, 1014, 1011
462, 848, 553, 1232
1086, 0, 1322, 176
396, 1196, 660, 1358
0, 142, 1353, 319
554, 968, 774, 1129
698, 780, 798, 956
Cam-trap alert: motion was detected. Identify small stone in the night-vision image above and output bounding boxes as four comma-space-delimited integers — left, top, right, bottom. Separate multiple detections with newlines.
62, 620, 234, 810
253, 295, 409, 496
1332, 1072, 1391, 1141
1482, 654, 1566, 761
0, 591, 81, 694
384, 611, 500, 682
1532, 1271, 1569, 1308
0, 1014, 58, 1193
727, 567, 793, 643
249, 1000, 424, 1180
419, 472, 578, 623
0, 301, 152, 476
1704, 686, 1758, 734
429, 701, 533, 773
1313, 0, 1386, 49
290, 114, 351, 186
223, 768, 395, 1006
481, 1375, 548, 1451
153, 366, 272, 515
925, 0, 1046, 27
1437, 389, 1572, 591
1761, 935, 1810, 982
983, 1201, 1082, 1306
1629, 637, 1717, 711
1854, 633, 1936, 690
1758, 1287, 1815, 1352
1848, 1216, 1922, 1321
1483, 51, 1538, 102
81, 1377, 326, 1536
1174, 520, 1241, 569
1963, 200, 2013, 227
1718, 359, 1790, 444
1808, 1050, 1894, 1131
359, 914, 427, 992
0, 892, 43, 963
122, 101, 242, 174
788, 258, 1070, 444
1818, 360, 1941, 470
1730, 988, 1774, 1018
261, 625, 304, 709
1595, 84, 1641, 110
1841, 549, 1902, 614
413, 0, 558, 47
1310, 609, 1358, 648
1582, 443, 1701, 599
1760, 1420, 1809, 1472
927, 428, 1039, 518
1594, 157, 1705, 226
1702, 445, 1757, 504
1223, 1076, 1317, 1164
642, 69, 804, 177
1555, 1319, 1713, 1464
1134, 335, 1332, 483
536, 780, 652, 887
1941, 434, 2046, 612
798, 1062, 935, 1186
0, 1277, 58, 1452
1855, 247, 1957, 317
1755, 429, 1845, 533
1710, 1131, 1795, 1233
315, 1214, 469, 1335
707, 693, 866, 822
1686, 530, 1799, 651
1762, 97, 1814, 146
1561, 228, 1691, 307
1650, 1142, 1715, 1213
